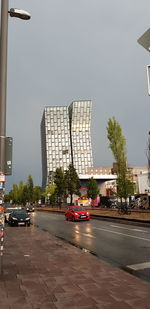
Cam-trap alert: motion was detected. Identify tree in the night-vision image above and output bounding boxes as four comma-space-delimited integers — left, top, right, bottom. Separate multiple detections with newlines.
107, 117, 127, 174
22, 185, 29, 205
42, 184, 57, 206
87, 177, 99, 200
4, 194, 10, 203
107, 117, 134, 201
11, 184, 19, 204
18, 181, 25, 204
65, 164, 81, 205
33, 186, 42, 203
54, 168, 66, 208
27, 175, 34, 202
5, 175, 41, 206
117, 172, 134, 200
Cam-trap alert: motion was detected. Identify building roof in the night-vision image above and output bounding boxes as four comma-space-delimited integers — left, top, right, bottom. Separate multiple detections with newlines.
79, 174, 117, 180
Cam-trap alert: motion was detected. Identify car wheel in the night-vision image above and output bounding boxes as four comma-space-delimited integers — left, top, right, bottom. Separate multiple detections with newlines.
65, 216, 68, 221
27, 223, 30, 226
72, 217, 75, 222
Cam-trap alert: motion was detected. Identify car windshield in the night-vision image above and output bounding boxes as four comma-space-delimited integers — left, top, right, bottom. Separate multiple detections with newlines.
12, 210, 27, 215
73, 206, 84, 211
5, 208, 14, 213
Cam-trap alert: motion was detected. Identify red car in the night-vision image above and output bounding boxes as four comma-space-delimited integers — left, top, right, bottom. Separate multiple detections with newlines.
65, 206, 90, 221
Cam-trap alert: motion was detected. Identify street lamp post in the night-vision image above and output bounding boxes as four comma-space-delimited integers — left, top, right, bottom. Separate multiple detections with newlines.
0, 0, 31, 175
0, 2, 31, 273
0, 0, 9, 174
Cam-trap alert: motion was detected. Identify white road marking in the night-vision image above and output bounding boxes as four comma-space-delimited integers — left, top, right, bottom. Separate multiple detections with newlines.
110, 224, 149, 233
93, 227, 150, 242
127, 262, 150, 270
75, 230, 95, 238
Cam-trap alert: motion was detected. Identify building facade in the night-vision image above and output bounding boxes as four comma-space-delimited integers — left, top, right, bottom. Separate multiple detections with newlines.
69, 101, 93, 175
41, 106, 72, 188
41, 100, 93, 188
83, 166, 150, 196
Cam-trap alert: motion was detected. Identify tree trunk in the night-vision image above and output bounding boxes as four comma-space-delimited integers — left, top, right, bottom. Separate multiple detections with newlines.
70, 194, 73, 205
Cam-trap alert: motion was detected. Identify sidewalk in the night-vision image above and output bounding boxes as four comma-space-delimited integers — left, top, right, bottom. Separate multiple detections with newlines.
1, 225, 150, 309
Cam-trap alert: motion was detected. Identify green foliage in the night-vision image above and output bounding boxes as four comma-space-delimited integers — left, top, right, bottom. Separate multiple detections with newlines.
87, 177, 99, 200
12, 184, 19, 203
22, 185, 29, 205
65, 164, 81, 205
5, 175, 42, 205
49, 193, 57, 206
107, 117, 127, 174
8, 184, 19, 204
4, 194, 10, 203
107, 117, 135, 200
54, 168, 66, 205
42, 184, 57, 197
33, 186, 42, 202
42, 184, 57, 206
18, 181, 24, 204
27, 175, 34, 202
117, 172, 135, 200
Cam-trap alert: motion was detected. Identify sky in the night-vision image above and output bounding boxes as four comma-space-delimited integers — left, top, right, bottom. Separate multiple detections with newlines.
4, 0, 150, 191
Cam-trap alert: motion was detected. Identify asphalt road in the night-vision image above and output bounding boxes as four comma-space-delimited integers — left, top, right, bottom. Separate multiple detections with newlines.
32, 211, 150, 282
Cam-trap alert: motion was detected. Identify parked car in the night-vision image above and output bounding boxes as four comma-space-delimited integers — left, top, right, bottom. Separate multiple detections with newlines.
99, 196, 117, 208
8, 209, 30, 226
4, 208, 15, 223
26, 205, 34, 212
65, 206, 90, 221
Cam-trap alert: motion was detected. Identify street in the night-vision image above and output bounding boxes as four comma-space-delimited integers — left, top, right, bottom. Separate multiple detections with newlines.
32, 211, 150, 282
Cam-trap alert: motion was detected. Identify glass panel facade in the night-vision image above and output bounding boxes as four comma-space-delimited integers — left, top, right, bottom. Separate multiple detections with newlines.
69, 101, 93, 175
41, 101, 93, 188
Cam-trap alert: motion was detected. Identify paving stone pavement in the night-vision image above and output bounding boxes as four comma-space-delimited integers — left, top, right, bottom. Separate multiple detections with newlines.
0, 224, 150, 309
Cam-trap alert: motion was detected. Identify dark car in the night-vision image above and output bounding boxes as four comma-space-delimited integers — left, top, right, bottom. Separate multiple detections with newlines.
8, 209, 31, 226
65, 206, 90, 221
26, 205, 34, 212
4, 206, 22, 222
99, 196, 117, 208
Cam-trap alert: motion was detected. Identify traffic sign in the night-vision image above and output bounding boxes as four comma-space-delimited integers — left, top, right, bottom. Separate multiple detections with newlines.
137, 28, 150, 52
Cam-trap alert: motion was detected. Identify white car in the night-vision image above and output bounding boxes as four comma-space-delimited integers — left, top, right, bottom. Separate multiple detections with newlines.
4, 208, 16, 222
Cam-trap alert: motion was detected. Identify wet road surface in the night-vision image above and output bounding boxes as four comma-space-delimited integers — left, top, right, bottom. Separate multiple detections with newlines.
32, 211, 150, 282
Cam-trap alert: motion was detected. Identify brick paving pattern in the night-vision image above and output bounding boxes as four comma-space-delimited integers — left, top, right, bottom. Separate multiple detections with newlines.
0, 225, 150, 309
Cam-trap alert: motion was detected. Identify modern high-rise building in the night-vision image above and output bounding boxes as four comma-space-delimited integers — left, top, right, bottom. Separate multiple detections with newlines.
41, 100, 93, 188
69, 101, 93, 174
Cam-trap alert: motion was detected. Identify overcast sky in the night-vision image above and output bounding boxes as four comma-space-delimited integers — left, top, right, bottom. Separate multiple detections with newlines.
4, 0, 150, 191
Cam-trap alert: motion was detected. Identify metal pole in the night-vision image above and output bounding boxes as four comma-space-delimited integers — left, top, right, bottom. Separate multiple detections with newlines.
0, 229, 4, 276
0, 0, 9, 174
